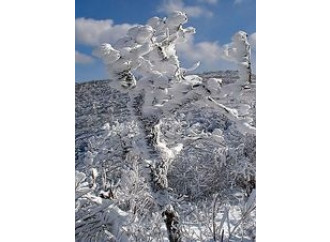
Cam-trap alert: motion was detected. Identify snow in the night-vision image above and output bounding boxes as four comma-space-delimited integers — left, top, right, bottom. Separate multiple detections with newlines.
76, 10, 255, 241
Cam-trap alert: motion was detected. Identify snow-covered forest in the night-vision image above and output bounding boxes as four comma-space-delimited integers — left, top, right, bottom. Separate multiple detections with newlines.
75, 12, 256, 241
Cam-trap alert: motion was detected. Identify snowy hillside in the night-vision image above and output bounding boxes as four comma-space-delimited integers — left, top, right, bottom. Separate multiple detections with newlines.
75, 71, 256, 241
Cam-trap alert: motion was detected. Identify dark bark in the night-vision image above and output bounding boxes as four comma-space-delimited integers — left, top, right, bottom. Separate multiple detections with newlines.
163, 209, 182, 242
247, 60, 252, 84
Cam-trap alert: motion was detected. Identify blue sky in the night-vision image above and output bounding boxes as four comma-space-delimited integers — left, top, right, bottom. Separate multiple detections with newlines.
75, 0, 256, 82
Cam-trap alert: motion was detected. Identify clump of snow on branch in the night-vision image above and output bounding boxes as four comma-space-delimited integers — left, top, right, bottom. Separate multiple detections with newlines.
94, 11, 201, 116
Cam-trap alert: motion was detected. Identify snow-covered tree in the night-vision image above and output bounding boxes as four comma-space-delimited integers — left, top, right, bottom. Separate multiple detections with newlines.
93, 12, 203, 241
76, 11, 256, 242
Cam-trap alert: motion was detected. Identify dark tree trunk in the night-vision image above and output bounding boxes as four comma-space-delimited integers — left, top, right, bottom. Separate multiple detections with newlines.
163, 209, 182, 242
131, 92, 182, 242
247, 60, 252, 83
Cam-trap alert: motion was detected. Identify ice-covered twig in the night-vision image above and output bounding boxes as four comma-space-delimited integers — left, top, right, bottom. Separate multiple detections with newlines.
207, 96, 256, 135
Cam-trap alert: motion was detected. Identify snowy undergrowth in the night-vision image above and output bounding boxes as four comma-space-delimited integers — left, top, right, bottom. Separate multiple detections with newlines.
75, 78, 256, 241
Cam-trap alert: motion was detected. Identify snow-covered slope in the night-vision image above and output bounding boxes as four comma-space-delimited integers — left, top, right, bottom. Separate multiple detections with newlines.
75, 71, 256, 241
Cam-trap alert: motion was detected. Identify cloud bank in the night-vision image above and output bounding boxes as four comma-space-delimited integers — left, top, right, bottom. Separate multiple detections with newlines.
75, 51, 94, 64
158, 0, 213, 18
176, 32, 256, 72
75, 18, 136, 46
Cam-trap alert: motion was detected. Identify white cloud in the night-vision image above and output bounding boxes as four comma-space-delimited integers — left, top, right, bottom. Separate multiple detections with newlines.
75, 50, 94, 64
177, 36, 223, 63
75, 18, 136, 46
158, 0, 213, 18
198, 0, 218, 5
176, 35, 235, 71
177, 32, 256, 72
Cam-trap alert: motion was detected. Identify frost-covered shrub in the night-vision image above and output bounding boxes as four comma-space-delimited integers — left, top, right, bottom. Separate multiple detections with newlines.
75, 120, 161, 241
153, 101, 255, 201
154, 114, 227, 199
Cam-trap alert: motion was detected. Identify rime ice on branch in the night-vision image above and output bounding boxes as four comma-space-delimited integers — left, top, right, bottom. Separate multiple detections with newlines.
94, 11, 200, 116
225, 31, 252, 84
95, 12, 255, 135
